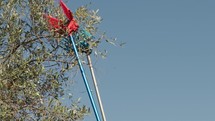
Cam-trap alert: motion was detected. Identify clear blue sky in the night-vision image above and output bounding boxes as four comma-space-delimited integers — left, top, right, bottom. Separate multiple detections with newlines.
67, 0, 215, 121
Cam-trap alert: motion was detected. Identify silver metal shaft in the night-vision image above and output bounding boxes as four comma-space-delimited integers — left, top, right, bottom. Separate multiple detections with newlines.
69, 36, 101, 121
87, 55, 107, 121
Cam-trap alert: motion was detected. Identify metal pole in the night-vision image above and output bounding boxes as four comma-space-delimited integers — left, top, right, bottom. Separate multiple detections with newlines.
69, 35, 101, 121
87, 55, 107, 121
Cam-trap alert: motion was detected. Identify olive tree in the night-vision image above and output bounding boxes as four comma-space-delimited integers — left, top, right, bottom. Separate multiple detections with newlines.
0, 0, 104, 120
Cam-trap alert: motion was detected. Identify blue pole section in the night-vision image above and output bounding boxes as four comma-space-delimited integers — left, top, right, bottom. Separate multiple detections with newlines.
69, 35, 101, 121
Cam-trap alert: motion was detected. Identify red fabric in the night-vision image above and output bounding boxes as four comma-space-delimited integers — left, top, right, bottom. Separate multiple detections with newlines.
44, 14, 63, 29
60, 0, 73, 21
67, 19, 79, 34
44, 0, 79, 35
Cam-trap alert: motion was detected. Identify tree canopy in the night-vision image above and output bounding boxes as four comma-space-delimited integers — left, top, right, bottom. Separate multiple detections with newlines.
0, 0, 106, 120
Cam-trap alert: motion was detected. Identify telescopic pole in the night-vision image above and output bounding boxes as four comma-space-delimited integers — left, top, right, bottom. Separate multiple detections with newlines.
87, 55, 107, 121
69, 35, 101, 121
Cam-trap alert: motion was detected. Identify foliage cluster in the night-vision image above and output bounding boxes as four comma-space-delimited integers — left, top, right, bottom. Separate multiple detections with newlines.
0, 0, 105, 120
